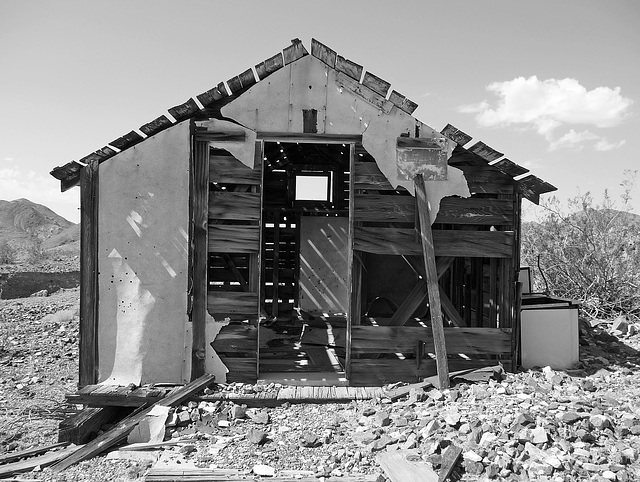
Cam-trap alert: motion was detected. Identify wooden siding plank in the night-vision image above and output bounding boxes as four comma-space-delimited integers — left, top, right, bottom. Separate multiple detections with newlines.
208, 292, 258, 316
209, 155, 261, 185
211, 324, 257, 353
208, 225, 260, 253
362, 71, 391, 97
209, 192, 260, 221
453, 165, 515, 195
354, 228, 514, 258
354, 162, 394, 190
139, 115, 173, 137
440, 124, 472, 146
79, 161, 99, 386
255, 52, 284, 80
435, 197, 514, 225
351, 327, 511, 354
311, 38, 337, 67
191, 140, 209, 380
168, 98, 200, 122
354, 195, 415, 223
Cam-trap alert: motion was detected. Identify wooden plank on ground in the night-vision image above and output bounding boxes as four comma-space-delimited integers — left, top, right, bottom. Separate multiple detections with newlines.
415, 173, 449, 389
0, 441, 70, 465
0, 444, 81, 478
438, 445, 463, 482
58, 406, 124, 444
51, 374, 216, 472
376, 449, 438, 482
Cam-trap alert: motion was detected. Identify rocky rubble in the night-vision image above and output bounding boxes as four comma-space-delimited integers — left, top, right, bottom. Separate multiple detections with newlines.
2, 290, 640, 481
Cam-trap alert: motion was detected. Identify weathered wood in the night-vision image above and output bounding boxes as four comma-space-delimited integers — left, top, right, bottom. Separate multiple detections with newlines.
196, 86, 227, 107
438, 445, 463, 482
0, 444, 81, 478
78, 146, 117, 165
492, 158, 529, 178
168, 98, 200, 122
354, 161, 394, 190
468, 141, 503, 162
346, 144, 356, 379
377, 450, 438, 482
440, 124, 472, 146
361, 71, 391, 97
335, 72, 393, 114
79, 161, 98, 386
257, 132, 362, 143
354, 194, 415, 223
335, 55, 363, 81
435, 197, 514, 225
439, 286, 466, 327
139, 115, 173, 137
146, 467, 379, 481
452, 164, 515, 195
52, 375, 215, 472
208, 192, 260, 221
271, 212, 280, 318
255, 52, 284, 80
311, 38, 337, 67
58, 406, 123, 444
351, 327, 511, 354
283, 38, 308, 65
211, 323, 257, 353
354, 227, 514, 258
195, 131, 246, 142
208, 225, 260, 253
220, 254, 249, 292
209, 154, 261, 185
191, 140, 209, 380
109, 130, 144, 151
208, 292, 258, 316
388, 90, 418, 114
0, 441, 70, 465
415, 174, 449, 389
517, 174, 557, 204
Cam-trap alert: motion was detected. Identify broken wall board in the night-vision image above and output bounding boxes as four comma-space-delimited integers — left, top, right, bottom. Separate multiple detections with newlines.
97, 121, 190, 386
377, 449, 438, 482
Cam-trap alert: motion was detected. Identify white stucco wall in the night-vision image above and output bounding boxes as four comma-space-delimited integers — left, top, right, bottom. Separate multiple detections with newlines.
97, 121, 190, 385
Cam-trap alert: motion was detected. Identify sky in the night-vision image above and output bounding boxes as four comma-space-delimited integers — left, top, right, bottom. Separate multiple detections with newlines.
1, 0, 638, 224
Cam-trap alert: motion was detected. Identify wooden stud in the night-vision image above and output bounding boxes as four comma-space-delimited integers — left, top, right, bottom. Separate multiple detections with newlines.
414, 174, 449, 389
346, 143, 356, 381
271, 211, 280, 318
79, 160, 99, 386
191, 139, 209, 380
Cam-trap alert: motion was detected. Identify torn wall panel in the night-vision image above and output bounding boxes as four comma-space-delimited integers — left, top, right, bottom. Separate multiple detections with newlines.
97, 121, 190, 385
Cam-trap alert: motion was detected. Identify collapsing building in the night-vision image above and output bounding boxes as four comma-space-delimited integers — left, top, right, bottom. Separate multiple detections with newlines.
51, 38, 556, 393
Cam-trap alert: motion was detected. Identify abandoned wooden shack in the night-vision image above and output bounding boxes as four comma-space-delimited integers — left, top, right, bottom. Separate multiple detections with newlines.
51, 38, 556, 392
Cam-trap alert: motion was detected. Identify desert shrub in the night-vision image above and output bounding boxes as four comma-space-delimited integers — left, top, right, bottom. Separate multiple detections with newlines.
521, 170, 640, 321
0, 241, 16, 264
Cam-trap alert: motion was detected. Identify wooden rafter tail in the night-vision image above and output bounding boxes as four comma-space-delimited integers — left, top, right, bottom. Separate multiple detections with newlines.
311, 38, 337, 68
139, 115, 173, 137
441, 124, 472, 146
414, 173, 450, 389
255, 52, 284, 81
283, 38, 308, 65
491, 158, 529, 178
335, 55, 363, 82
168, 98, 200, 122
361, 71, 391, 97
468, 141, 503, 162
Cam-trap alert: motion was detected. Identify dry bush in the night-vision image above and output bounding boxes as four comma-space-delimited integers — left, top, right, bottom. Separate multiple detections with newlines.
522, 170, 640, 321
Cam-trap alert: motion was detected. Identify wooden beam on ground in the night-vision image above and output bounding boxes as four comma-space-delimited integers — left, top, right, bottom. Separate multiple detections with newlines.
415, 174, 449, 389
51, 374, 215, 472
58, 406, 125, 444
0, 444, 81, 478
191, 139, 209, 380
79, 160, 99, 386
376, 449, 438, 482
0, 442, 70, 465
438, 444, 463, 482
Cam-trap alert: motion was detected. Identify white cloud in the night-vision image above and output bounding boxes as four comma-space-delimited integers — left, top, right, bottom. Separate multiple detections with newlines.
548, 129, 599, 151
459, 76, 632, 150
3, 157, 15, 162
594, 137, 626, 151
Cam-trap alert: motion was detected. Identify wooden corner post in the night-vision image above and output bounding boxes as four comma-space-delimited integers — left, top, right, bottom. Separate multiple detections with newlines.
414, 173, 450, 389
191, 138, 209, 380
79, 160, 99, 386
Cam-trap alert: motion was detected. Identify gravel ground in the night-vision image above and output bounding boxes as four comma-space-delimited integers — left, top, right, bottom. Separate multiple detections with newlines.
2, 289, 640, 481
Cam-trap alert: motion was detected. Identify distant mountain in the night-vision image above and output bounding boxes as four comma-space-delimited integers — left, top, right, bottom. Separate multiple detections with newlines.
0, 199, 79, 262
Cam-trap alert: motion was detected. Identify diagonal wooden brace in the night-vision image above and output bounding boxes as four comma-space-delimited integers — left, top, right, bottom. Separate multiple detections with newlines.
414, 174, 450, 389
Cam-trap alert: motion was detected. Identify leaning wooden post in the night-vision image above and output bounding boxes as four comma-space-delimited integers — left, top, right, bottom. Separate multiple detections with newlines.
414, 173, 450, 389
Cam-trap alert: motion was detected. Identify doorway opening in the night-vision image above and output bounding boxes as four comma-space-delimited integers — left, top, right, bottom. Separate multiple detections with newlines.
260, 141, 351, 379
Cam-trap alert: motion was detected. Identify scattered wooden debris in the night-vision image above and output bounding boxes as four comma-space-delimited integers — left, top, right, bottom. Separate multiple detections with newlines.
58, 406, 126, 444
0, 444, 81, 478
437, 444, 463, 482
376, 449, 438, 482
50, 374, 215, 472
144, 467, 380, 481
